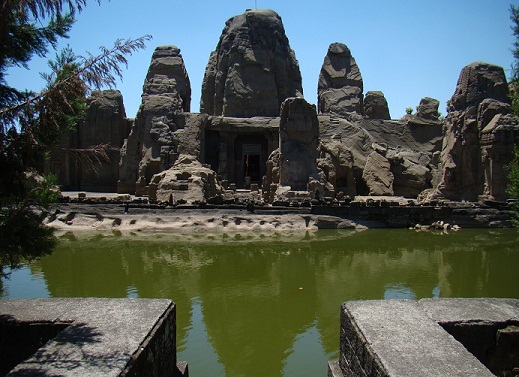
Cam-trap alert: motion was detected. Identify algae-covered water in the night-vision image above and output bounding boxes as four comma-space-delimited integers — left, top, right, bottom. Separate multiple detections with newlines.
2, 229, 518, 376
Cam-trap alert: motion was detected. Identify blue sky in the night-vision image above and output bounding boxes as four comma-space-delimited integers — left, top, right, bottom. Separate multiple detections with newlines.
6, 0, 518, 119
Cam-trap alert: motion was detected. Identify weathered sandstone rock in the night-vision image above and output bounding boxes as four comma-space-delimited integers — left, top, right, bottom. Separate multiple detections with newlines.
415, 97, 440, 122
46, 89, 131, 192
118, 46, 194, 195
318, 115, 442, 196
364, 91, 390, 120
148, 154, 221, 203
279, 97, 320, 190
387, 149, 432, 198
432, 62, 517, 201
317, 139, 357, 198
200, 9, 303, 117
362, 150, 394, 196
318, 42, 363, 117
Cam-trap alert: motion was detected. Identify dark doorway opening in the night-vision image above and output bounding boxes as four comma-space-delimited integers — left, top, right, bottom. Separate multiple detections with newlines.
244, 154, 261, 183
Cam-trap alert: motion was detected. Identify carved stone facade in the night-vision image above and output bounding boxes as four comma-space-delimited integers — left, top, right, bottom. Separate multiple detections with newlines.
430, 62, 519, 202
46, 89, 131, 192
279, 98, 320, 190
49, 10, 518, 204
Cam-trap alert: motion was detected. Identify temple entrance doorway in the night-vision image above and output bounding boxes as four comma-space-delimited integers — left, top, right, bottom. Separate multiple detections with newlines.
243, 144, 261, 187
234, 135, 268, 188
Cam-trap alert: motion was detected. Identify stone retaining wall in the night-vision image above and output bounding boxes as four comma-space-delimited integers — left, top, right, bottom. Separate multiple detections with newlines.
329, 298, 519, 377
0, 298, 188, 377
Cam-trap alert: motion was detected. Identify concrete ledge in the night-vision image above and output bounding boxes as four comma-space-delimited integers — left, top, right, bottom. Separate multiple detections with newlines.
333, 299, 519, 376
0, 298, 188, 376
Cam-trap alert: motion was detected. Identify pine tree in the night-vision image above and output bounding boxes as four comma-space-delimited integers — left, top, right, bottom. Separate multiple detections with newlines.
0, 0, 150, 275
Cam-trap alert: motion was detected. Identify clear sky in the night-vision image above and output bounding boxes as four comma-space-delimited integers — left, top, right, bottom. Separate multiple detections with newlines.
6, 0, 518, 119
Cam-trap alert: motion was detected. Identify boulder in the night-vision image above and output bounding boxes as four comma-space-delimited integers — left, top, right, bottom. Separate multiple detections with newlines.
318, 42, 363, 117
387, 149, 432, 198
148, 154, 222, 203
362, 151, 394, 196
118, 46, 195, 195
200, 9, 303, 117
415, 97, 440, 122
364, 91, 390, 120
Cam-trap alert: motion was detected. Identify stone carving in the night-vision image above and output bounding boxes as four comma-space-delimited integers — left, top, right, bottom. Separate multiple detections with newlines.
148, 154, 221, 204
480, 111, 519, 200
431, 62, 519, 201
46, 89, 131, 192
318, 115, 442, 196
364, 91, 390, 120
318, 42, 363, 117
57, 10, 518, 205
317, 139, 357, 198
200, 9, 303, 117
118, 46, 194, 195
279, 97, 320, 190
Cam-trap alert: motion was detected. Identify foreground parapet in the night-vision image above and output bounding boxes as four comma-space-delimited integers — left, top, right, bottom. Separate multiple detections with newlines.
329, 298, 519, 376
0, 298, 188, 377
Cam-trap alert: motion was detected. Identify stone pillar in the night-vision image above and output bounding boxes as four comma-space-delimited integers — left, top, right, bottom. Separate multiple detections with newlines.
279, 97, 319, 191
218, 142, 228, 180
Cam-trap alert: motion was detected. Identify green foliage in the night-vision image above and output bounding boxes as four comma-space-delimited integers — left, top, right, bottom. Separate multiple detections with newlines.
510, 5, 519, 116
0, 0, 150, 276
405, 107, 413, 115
28, 174, 61, 208
0, 201, 56, 276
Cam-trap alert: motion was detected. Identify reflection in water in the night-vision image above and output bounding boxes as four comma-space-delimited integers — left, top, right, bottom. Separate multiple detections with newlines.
1, 229, 519, 376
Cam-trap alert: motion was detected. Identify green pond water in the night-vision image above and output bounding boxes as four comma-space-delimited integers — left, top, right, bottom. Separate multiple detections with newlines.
1, 228, 519, 376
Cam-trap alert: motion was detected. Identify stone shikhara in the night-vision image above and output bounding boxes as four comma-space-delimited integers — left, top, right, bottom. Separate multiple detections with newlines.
45, 10, 519, 207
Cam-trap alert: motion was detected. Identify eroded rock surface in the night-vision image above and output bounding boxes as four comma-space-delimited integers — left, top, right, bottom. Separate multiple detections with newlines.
46, 89, 131, 192
279, 97, 320, 190
364, 91, 390, 120
432, 62, 519, 201
200, 9, 303, 117
148, 154, 221, 204
318, 42, 363, 117
362, 150, 394, 196
118, 46, 195, 195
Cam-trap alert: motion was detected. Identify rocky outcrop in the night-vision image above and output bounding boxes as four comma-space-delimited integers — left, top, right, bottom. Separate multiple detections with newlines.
317, 139, 356, 198
415, 97, 440, 122
318, 42, 363, 117
118, 46, 195, 195
387, 149, 433, 198
46, 89, 131, 192
431, 62, 518, 201
200, 9, 303, 117
480, 110, 519, 200
364, 91, 390, 120
318, 115, 442, 196
279, 97, 320, 190
261, 97, 321, 202
362, 150, 394, 196
148, 154, 221, 204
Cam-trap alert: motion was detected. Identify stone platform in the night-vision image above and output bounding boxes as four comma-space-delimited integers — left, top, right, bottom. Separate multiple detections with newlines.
0, 298, 188, 376
328, 298, 519, 377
